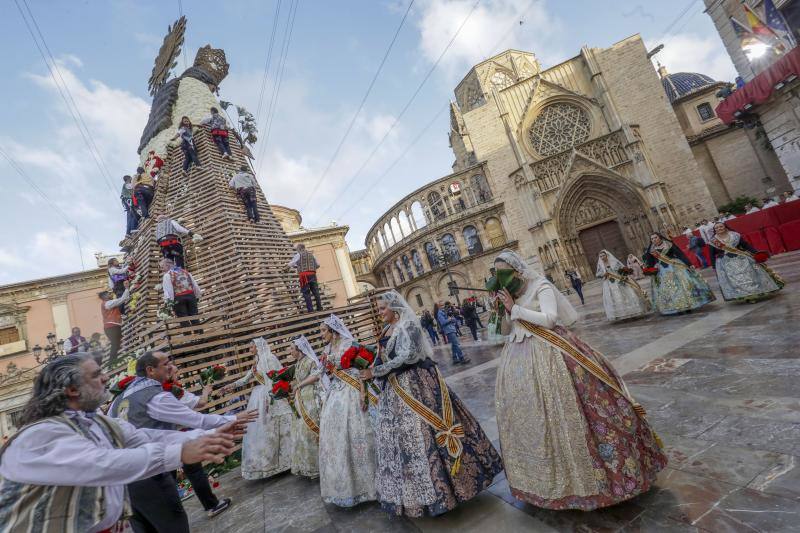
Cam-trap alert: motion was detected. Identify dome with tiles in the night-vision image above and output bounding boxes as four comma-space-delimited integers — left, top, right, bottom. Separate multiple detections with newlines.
660, 70, 718, 104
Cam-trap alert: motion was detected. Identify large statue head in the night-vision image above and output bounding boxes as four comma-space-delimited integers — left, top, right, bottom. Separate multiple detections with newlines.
187, 45, 229, 89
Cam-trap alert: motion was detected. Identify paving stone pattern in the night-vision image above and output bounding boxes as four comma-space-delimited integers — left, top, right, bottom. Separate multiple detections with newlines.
186, 252, 800, 532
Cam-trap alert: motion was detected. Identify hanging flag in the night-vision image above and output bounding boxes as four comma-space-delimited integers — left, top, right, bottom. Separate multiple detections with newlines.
744, 4, 786, 52
731, 16, 771, 60
764, 0, 797, 48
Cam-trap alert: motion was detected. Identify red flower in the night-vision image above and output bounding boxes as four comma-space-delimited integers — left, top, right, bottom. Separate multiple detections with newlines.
267, 370, 277, 379
162, 380, 184, 399
271, 380, 291, 395
118, 375, 135, 389
753, 251, 769, 263
340, 346, 359, 370
643, 267, 658, 276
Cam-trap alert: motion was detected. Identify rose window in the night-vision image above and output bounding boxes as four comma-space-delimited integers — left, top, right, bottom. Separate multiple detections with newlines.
528, 103, 591, 157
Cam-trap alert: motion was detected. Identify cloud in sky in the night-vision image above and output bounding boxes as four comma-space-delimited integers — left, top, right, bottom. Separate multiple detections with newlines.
647, 33, 738, 82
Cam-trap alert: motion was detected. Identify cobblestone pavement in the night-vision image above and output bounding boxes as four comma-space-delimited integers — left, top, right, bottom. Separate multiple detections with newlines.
186, 251, 800, 532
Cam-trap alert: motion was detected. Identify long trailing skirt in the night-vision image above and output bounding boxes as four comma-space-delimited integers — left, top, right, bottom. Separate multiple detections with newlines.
715, 254, 783, 301
601, 278, 649, 321
240, 383, 293, 479
650, 263, 714, 315
374, 363, 503, 517
318, 368, 377, 507
291, 359, 322, 478
495, 326, 666, 510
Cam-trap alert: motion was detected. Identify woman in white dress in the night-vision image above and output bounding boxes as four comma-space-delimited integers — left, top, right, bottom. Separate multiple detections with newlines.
317, 314, 377, 507
288, 335, 326, 478
493, 250, 665, 510
597, 250, 650, 321
222, 338, 293, 479
627, 254, 644, 280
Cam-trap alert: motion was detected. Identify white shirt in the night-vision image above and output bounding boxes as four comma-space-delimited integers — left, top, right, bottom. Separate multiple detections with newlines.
746, 206, 761, 214
0, 410, 205, 533
785, 193, 799, 202
763, 200, 779, 209
229, 172, 257, 189
121, 378, 234, 430
62, 337, 86, 354
103, 289, 130, 310
107, 265, 129, 290
161, 270, 202, 301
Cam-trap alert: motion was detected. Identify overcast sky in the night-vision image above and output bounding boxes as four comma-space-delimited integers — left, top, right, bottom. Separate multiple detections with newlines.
0, 0, 736, 285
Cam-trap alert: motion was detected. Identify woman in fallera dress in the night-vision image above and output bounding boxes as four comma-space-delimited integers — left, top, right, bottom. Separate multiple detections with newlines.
317, 314, 377, 507
493, 250, 666, 510
643, 232, 715, 315
360, 291, 503, 517
288, 335, 327, 478
596, 250, 649, 321
222, 338, 292, 479
627, 254, 645, 280
709, 222, 784, 302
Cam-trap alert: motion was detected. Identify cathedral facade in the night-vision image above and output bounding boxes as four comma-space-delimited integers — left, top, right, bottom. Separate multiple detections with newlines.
364, 35, 721, 309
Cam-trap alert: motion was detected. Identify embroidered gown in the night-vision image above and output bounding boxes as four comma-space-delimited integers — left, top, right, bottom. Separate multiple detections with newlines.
232, 366, 293, 479
290, 356, 322, 478
711, 233, 784, 301
372, 326, 503, 517
495, 281, 666, 510
597, 257, 649, 322
317, 337, 377, 506
643, 243, 715, 315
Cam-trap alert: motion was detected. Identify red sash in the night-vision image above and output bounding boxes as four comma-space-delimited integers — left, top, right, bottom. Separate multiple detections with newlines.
211, 129, 228, 137
299, 271, 315, 287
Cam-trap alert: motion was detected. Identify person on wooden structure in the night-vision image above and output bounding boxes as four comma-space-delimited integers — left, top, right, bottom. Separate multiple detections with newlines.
133, 166, 155, 219
0, 353, 239, 533
63, 327, 88, 355
107, 257, 132, 299
229, 165, 260, 222
99, 284, 130, 363
287, 243, 323, 312
156, 215, 198, 268
160, 258, 202, 318
200, 107, 232, 160
121, 174, 139, 235
171, 116, 202, 173
109, 351, 257, 529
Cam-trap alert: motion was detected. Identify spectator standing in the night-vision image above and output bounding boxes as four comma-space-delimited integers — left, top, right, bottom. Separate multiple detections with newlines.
161, 259, 202, 318
99, 286, 130, 363
462, 299, 480, 341
201, 107, 233, 160
133, 166, 155, 219
63, 327, 87, 354
419, 310, 439, 345
762, 197, 779, 209
435, 303, 470, 365
287, 244, 323, 312
171, 116, 202, 173
782, 191, 799, 202
121, 175, 139, 235
156, 215, 197, 268
688, 227, 709, 268
229, 165, 260, 222
564, 268, 585, 305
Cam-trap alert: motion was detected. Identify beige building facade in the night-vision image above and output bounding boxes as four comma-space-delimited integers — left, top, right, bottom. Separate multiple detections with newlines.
365, 37, 722, 306
703, 0, 800, 191
271, 205, 360, 307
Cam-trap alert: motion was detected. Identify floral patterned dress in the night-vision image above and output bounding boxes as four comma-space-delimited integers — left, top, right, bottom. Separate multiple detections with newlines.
644, 242, 715, 315
710, 233, 784, 301
495, 281, 666, 510
290, 356, 322, 478
317, 337, 377, 507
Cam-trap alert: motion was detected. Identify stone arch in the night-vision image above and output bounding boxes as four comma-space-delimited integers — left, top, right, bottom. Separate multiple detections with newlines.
398, 210, 412, 237
410, 201, 427, 228
436, 271, 468, 300
403, 284, 428, 310
554, 170, 655, 276
484, 217, 506, 248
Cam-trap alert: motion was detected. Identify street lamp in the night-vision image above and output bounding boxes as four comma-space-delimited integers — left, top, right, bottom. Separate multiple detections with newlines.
436, 245, 461, 306
32, 332, 67, 365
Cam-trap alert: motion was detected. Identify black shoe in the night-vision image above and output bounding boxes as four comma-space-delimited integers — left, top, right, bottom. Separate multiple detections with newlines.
460, 358, 471, 364
452, 359, 462, 365
207, 497, 232, 518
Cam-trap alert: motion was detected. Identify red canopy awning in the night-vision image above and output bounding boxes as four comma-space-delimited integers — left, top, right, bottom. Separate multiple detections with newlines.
715, 46, 800, 124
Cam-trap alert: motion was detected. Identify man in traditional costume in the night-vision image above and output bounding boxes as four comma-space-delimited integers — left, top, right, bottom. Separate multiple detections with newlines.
0, 353, 239, 533
63, 326, 88, 354
287, 244, 323, 312
132, 166, 155, 219
200, 107, 233, 160
160, 258, 202, 319
99, 285, 130, 363
156, 215, 198, 268
228, 165, 260, 222
109, 351, 258, 529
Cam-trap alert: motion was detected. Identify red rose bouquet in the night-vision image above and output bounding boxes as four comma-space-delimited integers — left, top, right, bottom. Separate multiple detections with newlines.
643, 267, 659, 276
753, 251, 770, 263
266, 365, 295, 382
340, 344, 380, 409
109, 374, 136, 397
162, 380, 185, 399
619, 266, 633, 276
269, 379, 298, 417
200, 364, 226, 385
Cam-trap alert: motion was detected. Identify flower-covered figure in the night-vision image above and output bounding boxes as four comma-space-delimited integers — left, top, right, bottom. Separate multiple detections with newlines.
493, 250, 666, 510
709, 222, 784, 302
643, 233, 715, 315
596, 250, 650, 321
288, 335, 326, 478
317, 314, 377, 507
222, 338, 292, 479
362, 291, 503, 517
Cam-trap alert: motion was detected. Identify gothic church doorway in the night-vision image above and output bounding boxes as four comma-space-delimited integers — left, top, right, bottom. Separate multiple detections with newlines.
578, 220, 627, 268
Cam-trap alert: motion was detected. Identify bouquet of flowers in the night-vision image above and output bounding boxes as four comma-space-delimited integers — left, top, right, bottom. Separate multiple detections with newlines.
269, 379, 298, 417
753, 251, 770, 263
341, 343, 380, 409
162, 379, 185, 399
156, 299, 175, 321
200, 364, 226, 385
619, 266, 633, 276
266, 365, 295, 382
109, 374, 136, 397
643, 267, 659, 276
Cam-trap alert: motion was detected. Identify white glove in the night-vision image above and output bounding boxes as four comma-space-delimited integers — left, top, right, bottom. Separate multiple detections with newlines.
192, 233, 204, 243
